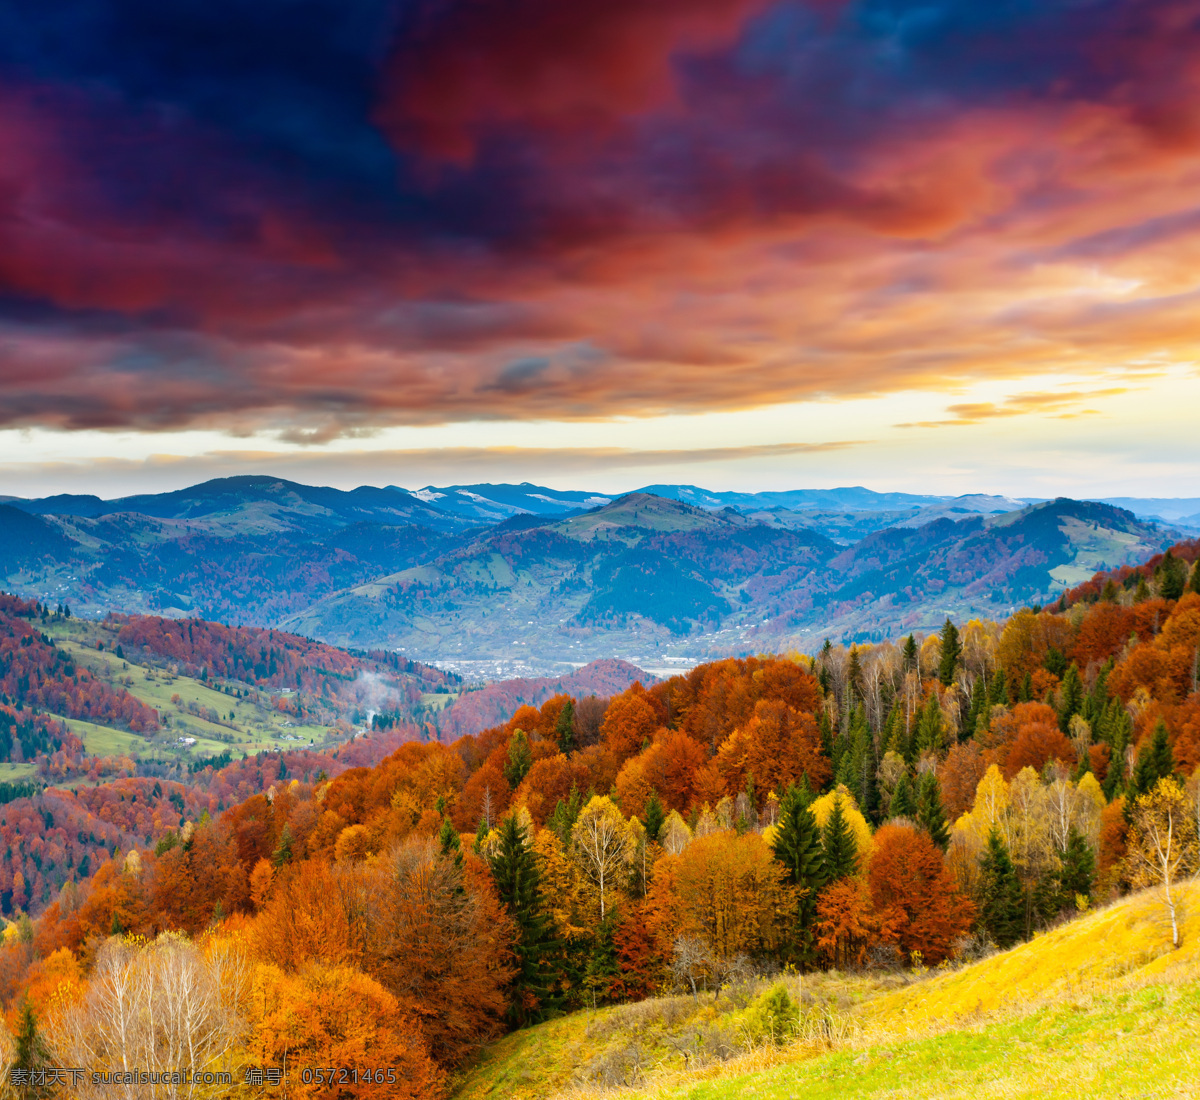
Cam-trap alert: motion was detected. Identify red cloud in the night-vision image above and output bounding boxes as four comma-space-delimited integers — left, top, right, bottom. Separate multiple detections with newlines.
377, 0, 777, 161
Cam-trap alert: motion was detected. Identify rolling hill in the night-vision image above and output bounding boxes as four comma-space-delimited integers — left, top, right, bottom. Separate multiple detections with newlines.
281, 495, 1170, 665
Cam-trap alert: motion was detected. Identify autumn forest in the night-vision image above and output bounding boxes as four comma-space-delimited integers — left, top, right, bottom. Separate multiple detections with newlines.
0, 537, 1195, 1096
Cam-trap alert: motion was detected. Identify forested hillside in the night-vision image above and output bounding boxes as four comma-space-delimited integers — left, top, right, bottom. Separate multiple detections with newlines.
0, 542, 1196, 1095
1, 480, 1174, 672
285, 494, 1171, 664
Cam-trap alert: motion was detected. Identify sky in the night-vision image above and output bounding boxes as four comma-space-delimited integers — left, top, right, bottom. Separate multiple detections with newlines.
2, 0, 1200, 499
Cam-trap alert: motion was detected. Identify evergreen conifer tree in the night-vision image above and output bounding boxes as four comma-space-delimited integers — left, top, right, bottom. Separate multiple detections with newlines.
834, 752, 858, 804
583, 916, 620, 1005
883, 706, 905, 760
555, 700, 576, 755
14, 998, 51, 1098
839, 708, 876, 819
915, 693, 944, 756
1019, 671, 1033, 702
770, 782, 825, 967
1192, 560, 1200, 595
902, 634, 918, 671
821, 794, 859, 882
504, 729, 533, 788
1057, 664, 1084, 733
438, 816, 463, 871
846, 647, 863, 708
473, 815, 489, 855
1131, 720, 1174, 796
547, 785, 583, 846
644, 790, 665, 841
1057, 825, 1096, 906
1102, 704, 1131, 800
888, 772, 916, 820
1043, 645, 1067, 680
989, 671, 1008, 706
490, 813, 560, 1025
979, 829, 1025, 948
916, 771, 950, 851
1158, 550, 1187, 601
271, 824, 294, 867
938, 618, 961, 686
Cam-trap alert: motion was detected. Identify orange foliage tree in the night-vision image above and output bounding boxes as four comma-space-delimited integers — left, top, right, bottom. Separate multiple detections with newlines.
867, 823, 974, 964
245, 962, 445, 1099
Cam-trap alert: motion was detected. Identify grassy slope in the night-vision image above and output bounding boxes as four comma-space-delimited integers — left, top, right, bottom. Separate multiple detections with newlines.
453, 885, 1200, 1100
40, 620, 333, 764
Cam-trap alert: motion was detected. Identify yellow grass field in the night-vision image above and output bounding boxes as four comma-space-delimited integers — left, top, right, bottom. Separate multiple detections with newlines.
452, 884, 1200, 1100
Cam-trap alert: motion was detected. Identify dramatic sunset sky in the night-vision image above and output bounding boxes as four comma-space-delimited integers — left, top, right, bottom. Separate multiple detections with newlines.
2, 0, 1200, 498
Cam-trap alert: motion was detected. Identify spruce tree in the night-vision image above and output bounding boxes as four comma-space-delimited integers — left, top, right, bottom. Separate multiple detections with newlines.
1158, 550, 1187, 601
914, 693, 944, 757
1019, 672, 1033, 703
583, 915, 620, 1005
1192, 559, 1200, 595
839, 708, 875, 819
883, 706, 906, 760
473, 815, 489, 855
979, 829, 1025, 949
504, 729, 533, 788
1057, 825, 1095, 906
821, 794, 858, 882
547, 785, 583, 846
438, 816, 463, 871
989, 671, 1008, 706
271, 824, 294, 867
489, 813, 560, 1025
915, 771, 950, 851
770, 783, 825, 967
644, 791, 665, 842
846, 647, 863, 708
1101, 702, 1131, 800
14, 998, 51, 1098
555, 700, 576, 755
1043, 645, 1067, 680
1057, 664, 1084, 733
888, 772, 916, 820
834, 752, 858, 804
902, 634, 918, 671
938, 618, 961, 686
1131, 720, 1174, 797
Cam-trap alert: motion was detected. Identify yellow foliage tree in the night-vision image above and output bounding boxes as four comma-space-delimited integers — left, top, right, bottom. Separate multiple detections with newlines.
810, 786, 873, 861
570, 796, 632, 920
1127, 778, 1200, 949
531, 830, 587, 940
647, 832, 794, 960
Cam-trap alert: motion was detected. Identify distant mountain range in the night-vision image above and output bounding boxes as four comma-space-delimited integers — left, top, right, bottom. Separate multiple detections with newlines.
0, 475, 1179, 670
5, 477, 1196, 536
